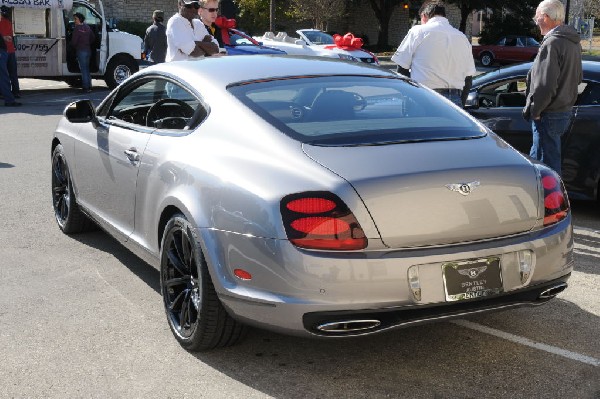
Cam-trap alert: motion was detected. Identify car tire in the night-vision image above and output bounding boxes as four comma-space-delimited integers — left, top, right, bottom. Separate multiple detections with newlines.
104, 55, 138, 89
480, 52, 494, 67
51, 144, 95, 234
160, 214, 248, 351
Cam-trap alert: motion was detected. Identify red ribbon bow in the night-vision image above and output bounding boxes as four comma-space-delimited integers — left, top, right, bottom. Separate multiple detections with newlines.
331, 33, 364, 50
215, 16, 236, 29
214, 17, 236, 46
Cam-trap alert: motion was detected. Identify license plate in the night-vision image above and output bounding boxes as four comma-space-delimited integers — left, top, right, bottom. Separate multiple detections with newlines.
442, 257, 503, 301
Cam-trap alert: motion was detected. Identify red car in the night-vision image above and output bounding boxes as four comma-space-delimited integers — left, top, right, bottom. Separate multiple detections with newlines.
473, 36, 540, 67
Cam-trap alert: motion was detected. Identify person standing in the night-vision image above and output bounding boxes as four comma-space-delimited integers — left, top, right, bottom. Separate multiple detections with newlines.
71, 12, 95, 92
165, 0, 218, 62
144, 10, 167, 64
198, 0, 223, 48
523, 0, 582, 176
391, 1, 476, 107
0, 8, 19, 106
0, 6, 20, 98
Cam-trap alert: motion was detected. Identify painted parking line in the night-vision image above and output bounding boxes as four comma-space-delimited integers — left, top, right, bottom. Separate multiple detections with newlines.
452, 319, 600, 367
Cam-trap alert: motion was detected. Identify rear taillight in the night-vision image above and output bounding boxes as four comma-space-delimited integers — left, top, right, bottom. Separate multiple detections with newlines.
281, 192, 367, 250
539, 167, 569, 226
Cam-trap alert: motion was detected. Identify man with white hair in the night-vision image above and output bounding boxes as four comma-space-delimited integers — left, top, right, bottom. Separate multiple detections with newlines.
523, 0, 582, 176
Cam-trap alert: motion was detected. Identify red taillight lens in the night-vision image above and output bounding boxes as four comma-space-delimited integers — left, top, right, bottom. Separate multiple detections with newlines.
539, 168, 569, 226
281, 192, 367, 250
286, 198, 336, 213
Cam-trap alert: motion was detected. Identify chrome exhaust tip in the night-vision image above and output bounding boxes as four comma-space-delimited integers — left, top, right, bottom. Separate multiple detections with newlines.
316, 319, 381, 334
538, 283, 568, 299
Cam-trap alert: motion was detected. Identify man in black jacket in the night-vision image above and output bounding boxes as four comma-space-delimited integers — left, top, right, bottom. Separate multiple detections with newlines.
523, 0, 582, 176
144, 10, 167, 63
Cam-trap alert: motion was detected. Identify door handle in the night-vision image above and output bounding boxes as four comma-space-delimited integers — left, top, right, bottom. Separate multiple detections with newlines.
124, 149, 140, 164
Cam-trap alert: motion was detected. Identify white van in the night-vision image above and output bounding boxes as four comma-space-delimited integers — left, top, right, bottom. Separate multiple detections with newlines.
2, 0, 144, 88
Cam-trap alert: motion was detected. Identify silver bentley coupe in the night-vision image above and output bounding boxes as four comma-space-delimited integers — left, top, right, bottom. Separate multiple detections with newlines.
51, 55, 574, 351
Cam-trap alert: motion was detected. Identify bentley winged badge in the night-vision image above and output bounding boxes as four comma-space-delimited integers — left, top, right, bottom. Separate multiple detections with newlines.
445, 181, 481, 196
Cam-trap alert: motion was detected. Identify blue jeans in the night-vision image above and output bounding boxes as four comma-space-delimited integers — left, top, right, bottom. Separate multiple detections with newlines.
530, 111, 573, 176
0, 49, 16, 104
76, 49, 92, 90
7, 52, 20, 96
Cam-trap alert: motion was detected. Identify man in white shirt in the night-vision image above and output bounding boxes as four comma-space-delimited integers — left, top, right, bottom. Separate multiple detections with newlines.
391, 1, 476, 107
166, 0, 219, 62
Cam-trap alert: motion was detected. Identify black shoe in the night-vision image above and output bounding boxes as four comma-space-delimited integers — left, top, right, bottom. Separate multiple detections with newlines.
13, 94, 21, 99
5, 102, 22, 107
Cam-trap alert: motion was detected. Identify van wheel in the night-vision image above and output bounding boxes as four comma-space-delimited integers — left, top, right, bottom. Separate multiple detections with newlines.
104, 55, 138, 89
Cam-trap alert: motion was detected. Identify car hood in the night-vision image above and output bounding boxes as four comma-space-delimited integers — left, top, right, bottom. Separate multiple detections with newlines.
226, 45, 287, 55
302, 136, 540, 248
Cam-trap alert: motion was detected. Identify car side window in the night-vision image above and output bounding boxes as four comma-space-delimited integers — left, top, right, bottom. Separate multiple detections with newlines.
576, 82, 600, 106
505, 37, 517, 46
479, 78, 527, 107
104, 78, 206, 130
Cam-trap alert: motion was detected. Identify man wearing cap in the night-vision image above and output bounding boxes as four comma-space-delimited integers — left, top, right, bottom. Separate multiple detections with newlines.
166, 0, 219, 62
144, 10, 167, 63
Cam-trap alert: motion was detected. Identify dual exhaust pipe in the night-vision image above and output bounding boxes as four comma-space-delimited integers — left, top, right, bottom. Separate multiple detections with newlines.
315, 283, 568, 335
538, 282, 568, 299
316, 319, 381, 334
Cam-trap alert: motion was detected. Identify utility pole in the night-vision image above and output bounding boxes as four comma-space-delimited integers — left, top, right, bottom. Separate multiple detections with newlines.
270, 0, 275, 32
565, 0, 570, 24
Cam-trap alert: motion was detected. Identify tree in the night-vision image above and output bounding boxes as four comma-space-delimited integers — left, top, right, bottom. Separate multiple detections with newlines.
445, 0, 489, 33
583, 0, 600, 18
365, 0, 403, 50
287, 0, 348, 31
234, 0, 288, 34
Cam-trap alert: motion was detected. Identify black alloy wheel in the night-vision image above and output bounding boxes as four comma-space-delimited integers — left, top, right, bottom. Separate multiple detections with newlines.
160, 215, 247, 351
51, 144, 93, 234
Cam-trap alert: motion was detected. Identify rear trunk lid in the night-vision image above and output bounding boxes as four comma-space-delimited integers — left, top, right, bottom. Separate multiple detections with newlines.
303, 136, 540, 248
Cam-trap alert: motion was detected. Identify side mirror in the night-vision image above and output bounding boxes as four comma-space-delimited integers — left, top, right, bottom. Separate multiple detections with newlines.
464, 91, 479, 110
295, 39, 307, 46
64, 100, 97, 124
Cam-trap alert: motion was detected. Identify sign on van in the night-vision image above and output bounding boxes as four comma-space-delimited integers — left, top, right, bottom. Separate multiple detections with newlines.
0, 0, 73, 9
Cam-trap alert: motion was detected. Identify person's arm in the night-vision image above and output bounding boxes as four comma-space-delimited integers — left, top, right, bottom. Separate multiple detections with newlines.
528, 44, 559, 119
461, 76, 472, 107
391, 28, 419, 73
195, 35, 219, 56
396, 66, 410, 77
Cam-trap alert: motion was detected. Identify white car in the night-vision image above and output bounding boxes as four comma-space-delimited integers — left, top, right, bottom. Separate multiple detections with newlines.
254, 29, 379, 65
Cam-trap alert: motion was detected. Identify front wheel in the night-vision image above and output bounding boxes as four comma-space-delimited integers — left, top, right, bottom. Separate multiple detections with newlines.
51, 144, 94, 234
104, 55, 138, 89
160, 214, 247, 351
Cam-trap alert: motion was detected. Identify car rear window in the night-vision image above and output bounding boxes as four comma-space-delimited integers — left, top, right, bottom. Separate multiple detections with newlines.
228, 76, 486, 146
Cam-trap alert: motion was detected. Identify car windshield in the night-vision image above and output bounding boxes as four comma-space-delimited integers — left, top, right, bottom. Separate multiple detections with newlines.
525, 37, 540, 46
229, 30, 259, 46
229, 76, 486, 146
301, 30, 335, 45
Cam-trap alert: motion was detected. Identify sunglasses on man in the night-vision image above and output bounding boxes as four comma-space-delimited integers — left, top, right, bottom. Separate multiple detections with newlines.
202, 7, 219, 12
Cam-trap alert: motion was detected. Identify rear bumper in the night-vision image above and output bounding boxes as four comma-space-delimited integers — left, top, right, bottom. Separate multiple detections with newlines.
199, 216, 574, 338
303, 274, 570, 336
